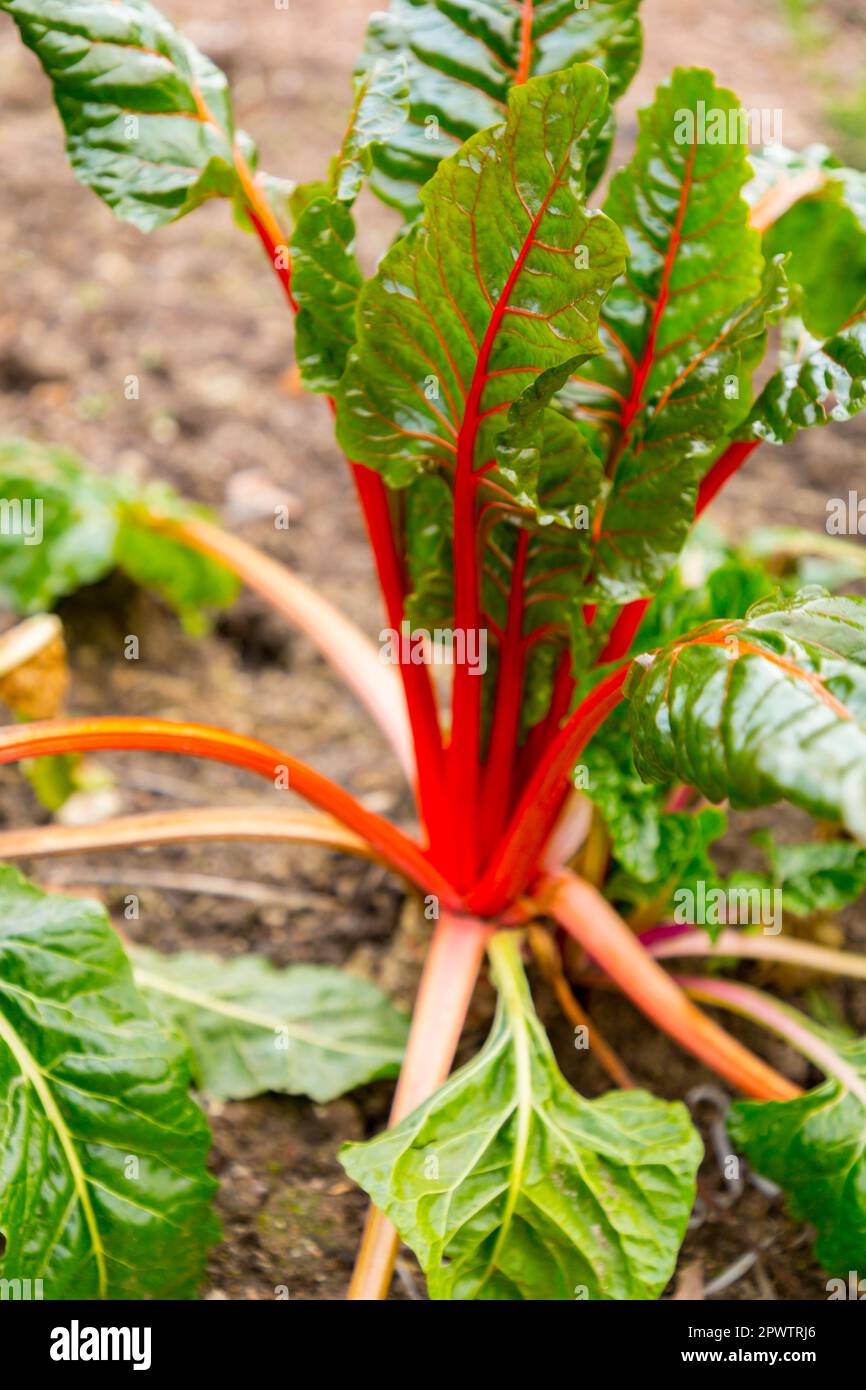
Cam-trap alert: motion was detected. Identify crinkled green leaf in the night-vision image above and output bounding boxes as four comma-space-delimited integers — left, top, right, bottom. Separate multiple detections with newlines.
1, 0, 254, 231
625, 589, 866, 842
291, 198, 364, 394
570, 69, 781, 603
0, 441, 238, 631
341, 932, 702, 1301
0, 867, 219, 1298
336, 64, 627, 505
730, 1037, 866, 1274
747, 831, 866, 917
129, 946, 409, 1104
750, 143, 866, 338
0, 440, 117, 612
360, 0, 643, 221
584, 706, 727, 907
330, 53, 409, 206
739, 305, 866, 447
290, 56, 409, 392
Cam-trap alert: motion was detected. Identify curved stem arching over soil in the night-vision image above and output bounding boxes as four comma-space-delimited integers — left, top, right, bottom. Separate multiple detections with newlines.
0, 807, 375, 863
677, 976, 866, 1105
648, 927, 866, 982
538, 870, 800, 1101
348, 909, 493, 1300
0, 718, 456, 907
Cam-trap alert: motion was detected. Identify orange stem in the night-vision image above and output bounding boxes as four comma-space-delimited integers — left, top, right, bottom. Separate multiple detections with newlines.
538, 870, 800, 1101
515, 0, 535, 85
0, 718, 456, 907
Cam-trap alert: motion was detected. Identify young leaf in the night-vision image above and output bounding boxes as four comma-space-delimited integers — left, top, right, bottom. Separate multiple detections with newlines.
625, 589, 866, 841
1, 0, 256, 231
572, 70, 781, 603
0, 440, 117, 612
129, 946, 409, 1103
340, 932, 701, 1300
336, 64, 627, 503
738, 304, 866, 447
751, 144, 866, 337
0, 441, 238, 631
729, 1038, 866, 1274
0, 867, 219, 1298
360, 0, 644, 220
748, 831, 866, 917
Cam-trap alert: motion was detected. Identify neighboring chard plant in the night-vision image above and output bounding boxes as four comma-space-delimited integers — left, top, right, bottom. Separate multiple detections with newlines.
2, 0, 866, 1302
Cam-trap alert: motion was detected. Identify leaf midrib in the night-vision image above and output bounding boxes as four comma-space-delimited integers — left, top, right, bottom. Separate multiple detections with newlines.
132, 963, 400, 1062
477, 936, 534, 1293
0, 1005, 107, 1295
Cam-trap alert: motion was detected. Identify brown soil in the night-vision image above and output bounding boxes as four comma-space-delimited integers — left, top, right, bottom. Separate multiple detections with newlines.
0, 0, 864, 1301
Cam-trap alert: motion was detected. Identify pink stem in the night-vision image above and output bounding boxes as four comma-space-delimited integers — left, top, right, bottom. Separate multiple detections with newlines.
676, 975, 866, 1104
652, 928, 866, 982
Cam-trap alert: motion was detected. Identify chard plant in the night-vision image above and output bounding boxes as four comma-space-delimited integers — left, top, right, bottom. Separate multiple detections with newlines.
1, 0, 866, 1301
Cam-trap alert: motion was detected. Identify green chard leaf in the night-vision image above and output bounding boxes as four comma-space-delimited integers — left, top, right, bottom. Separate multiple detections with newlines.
738, 305, 866, 447
129, 947, 409, 1104
329, 53, 410, 206
730, 1036, 866, 1275
291, 197, 364, 394
0, 441, 237, 631
336, 64, 626, 499
570, 70, 786, 604
584, 706, 727, 908
341, 932, 702, 1301
748, 831, 866, 917
0, 867, 219, 1298
291, 55, 409, 393
0, 440, 117, 612
359, 0, 643, 221
1, 0, 256, 231
750, 143, 866, 338
625, 589, 866, 842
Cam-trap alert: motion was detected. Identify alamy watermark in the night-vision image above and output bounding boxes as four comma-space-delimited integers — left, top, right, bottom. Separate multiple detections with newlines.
0, 1277, 44, 1299
674, 101, 782, 147
0, 496, 43, 545
380, 620, 488, 675
673, 881, 782, 935
827, 491, 866, 534
50, 1320, 151, 1371
827, 1271, 866, 1300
